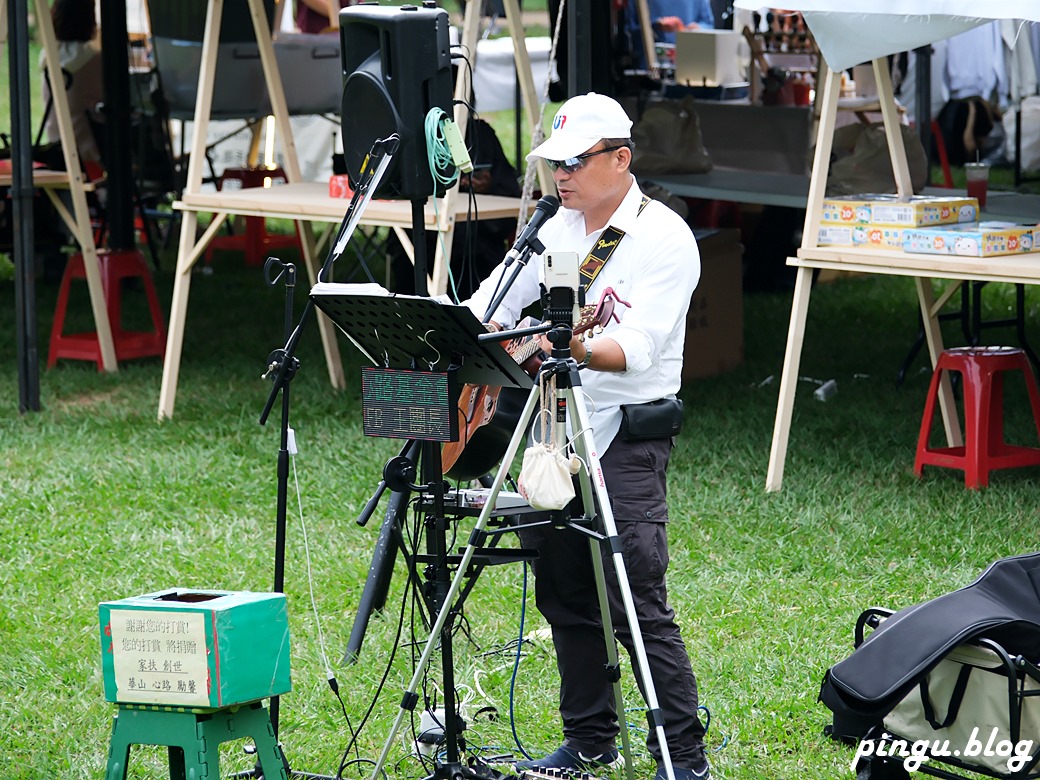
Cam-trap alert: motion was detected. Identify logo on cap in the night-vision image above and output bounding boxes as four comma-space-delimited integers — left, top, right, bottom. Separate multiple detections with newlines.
553, 114, 567, 130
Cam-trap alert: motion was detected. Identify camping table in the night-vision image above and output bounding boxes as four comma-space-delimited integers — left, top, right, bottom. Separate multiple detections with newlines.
740, 0, 1040, 491
159, 186, 532, 421
156, 0, 550, 420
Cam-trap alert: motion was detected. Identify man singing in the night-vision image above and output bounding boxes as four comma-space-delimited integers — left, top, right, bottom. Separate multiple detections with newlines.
464, 92, 710, 780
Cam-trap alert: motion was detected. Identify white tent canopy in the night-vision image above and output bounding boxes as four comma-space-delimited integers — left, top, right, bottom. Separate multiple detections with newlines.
734, 0, 1040, 73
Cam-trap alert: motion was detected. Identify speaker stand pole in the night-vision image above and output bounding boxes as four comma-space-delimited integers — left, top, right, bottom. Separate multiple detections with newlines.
412, 198, 429, 296
410, 202, 464, 771
409, 193, 468, 773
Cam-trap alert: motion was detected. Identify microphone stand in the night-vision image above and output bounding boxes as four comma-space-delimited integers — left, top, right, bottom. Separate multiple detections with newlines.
481, 236, 544, 326
263, 257, 297, 741
253, 135, 397, 771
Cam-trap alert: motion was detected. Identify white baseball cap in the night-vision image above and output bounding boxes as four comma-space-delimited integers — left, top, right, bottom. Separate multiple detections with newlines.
527, 92, 633, 163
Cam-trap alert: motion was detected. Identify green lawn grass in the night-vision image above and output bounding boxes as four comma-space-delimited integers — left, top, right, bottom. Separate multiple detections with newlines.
5, 246, 1040, 780
5, 12, 1040, 780
0, 39, 45, 139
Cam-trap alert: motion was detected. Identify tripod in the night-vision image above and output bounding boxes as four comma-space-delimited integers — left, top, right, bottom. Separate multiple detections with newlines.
364, 313, 680, 780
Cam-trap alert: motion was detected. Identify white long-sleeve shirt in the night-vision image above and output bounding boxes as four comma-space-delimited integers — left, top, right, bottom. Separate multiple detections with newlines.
465, 178, 701, 449
945, 21, 1008, 107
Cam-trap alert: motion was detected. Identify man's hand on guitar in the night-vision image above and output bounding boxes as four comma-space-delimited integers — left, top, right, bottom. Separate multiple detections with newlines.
535, 287, 631, 371
444, 290, 631, 477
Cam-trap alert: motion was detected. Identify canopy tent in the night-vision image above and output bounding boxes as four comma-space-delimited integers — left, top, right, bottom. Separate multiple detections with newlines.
6, 0, 570, 415
733, 0, 1040, 492
733, 0, 1040, 73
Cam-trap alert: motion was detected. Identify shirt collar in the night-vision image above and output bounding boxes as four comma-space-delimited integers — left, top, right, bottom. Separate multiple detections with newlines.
609, 176, 648, 235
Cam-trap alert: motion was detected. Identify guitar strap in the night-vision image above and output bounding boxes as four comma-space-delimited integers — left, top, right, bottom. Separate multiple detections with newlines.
578, 195, 651, 291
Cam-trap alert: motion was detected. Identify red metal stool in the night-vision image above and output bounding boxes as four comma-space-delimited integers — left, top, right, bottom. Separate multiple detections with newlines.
929, 119, 954, 189
914, 346, 1040, 488
48, 249, 166, 369
204, 166, 302, 266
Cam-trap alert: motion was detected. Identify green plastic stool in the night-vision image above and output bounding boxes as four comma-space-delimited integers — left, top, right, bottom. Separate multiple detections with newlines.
104, 700, 288, 780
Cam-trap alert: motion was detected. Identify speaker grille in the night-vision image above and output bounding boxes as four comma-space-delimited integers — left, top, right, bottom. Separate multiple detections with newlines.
341, 65, 402, 194
339, 5, 453, 201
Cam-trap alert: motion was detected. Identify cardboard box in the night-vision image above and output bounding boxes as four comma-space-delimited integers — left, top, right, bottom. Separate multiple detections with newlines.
99, 588, 291, 708
902, 222, 1040, 257
683, 229, 743, 379
674, 29, 744, 86
818, 224, 905, 249
821, 194, 979, 228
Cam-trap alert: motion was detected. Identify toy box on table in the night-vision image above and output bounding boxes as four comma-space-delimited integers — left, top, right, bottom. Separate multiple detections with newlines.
902, 222, 1039, 257
821, 194, 979, 227
817, 224, 905, 249
818, 194, 980, 248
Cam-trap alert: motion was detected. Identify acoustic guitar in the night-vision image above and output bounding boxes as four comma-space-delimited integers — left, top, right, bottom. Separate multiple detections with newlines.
443, 288, 630, 481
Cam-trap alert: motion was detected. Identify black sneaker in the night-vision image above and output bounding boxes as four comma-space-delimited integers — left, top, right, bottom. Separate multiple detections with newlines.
654, 759, 711, 779
515, 744, 621, 773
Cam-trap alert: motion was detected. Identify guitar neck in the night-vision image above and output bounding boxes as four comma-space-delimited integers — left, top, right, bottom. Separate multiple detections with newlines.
512, 338, 543, 366
506, 304, 604, 367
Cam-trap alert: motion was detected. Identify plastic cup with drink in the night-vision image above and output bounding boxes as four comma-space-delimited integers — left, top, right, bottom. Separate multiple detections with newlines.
964, 161, 990, 209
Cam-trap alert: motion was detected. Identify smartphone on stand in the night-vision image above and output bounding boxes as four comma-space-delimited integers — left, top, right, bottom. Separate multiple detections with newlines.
543, 251, 581, 326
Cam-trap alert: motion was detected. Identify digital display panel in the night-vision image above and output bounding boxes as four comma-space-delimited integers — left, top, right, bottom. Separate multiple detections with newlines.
361, 367, 458, 442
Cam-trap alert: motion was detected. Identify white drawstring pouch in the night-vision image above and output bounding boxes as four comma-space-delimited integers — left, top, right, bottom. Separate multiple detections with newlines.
518, 373, 580, 511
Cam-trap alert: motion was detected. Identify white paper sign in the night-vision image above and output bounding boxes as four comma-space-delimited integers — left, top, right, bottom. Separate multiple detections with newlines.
110, 609, 209, 706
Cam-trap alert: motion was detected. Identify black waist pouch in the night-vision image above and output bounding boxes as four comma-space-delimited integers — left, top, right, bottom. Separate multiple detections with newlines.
619, 397, 684, 441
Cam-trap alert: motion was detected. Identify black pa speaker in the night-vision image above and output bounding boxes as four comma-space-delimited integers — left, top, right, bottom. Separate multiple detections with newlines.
339, 5, 454, 201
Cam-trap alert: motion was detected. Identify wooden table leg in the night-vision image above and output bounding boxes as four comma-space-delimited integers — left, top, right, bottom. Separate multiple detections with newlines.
916, 276, 962, 446
766, 265, 815, 492
157, 211, 228, 420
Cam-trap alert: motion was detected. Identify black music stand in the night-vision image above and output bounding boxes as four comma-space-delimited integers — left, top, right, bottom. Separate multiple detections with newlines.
314, 286, 534, 667
310, 285, 531, 778
310, 286, 531, 390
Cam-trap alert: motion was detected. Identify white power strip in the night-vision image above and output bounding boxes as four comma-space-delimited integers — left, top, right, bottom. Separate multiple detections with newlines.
414, 707, 468, 757
441, 118, 473, 173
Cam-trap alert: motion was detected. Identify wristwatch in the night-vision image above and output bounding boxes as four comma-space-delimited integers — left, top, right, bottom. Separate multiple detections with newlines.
580, 342, 593, 368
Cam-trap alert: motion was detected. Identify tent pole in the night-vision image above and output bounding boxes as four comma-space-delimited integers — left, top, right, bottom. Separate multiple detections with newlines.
8, 0, 41, 412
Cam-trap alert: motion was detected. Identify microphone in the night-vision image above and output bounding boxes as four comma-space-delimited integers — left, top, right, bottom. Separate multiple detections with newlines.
504, 195, 560, 266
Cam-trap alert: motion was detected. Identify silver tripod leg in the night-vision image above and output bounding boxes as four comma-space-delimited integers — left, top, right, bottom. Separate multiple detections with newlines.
586, 528, 637, 780
564, 384, 678, 780
543, 378, 637, 780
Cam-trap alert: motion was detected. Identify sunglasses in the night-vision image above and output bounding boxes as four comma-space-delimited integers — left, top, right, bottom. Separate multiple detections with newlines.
546, 145, 628, 174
